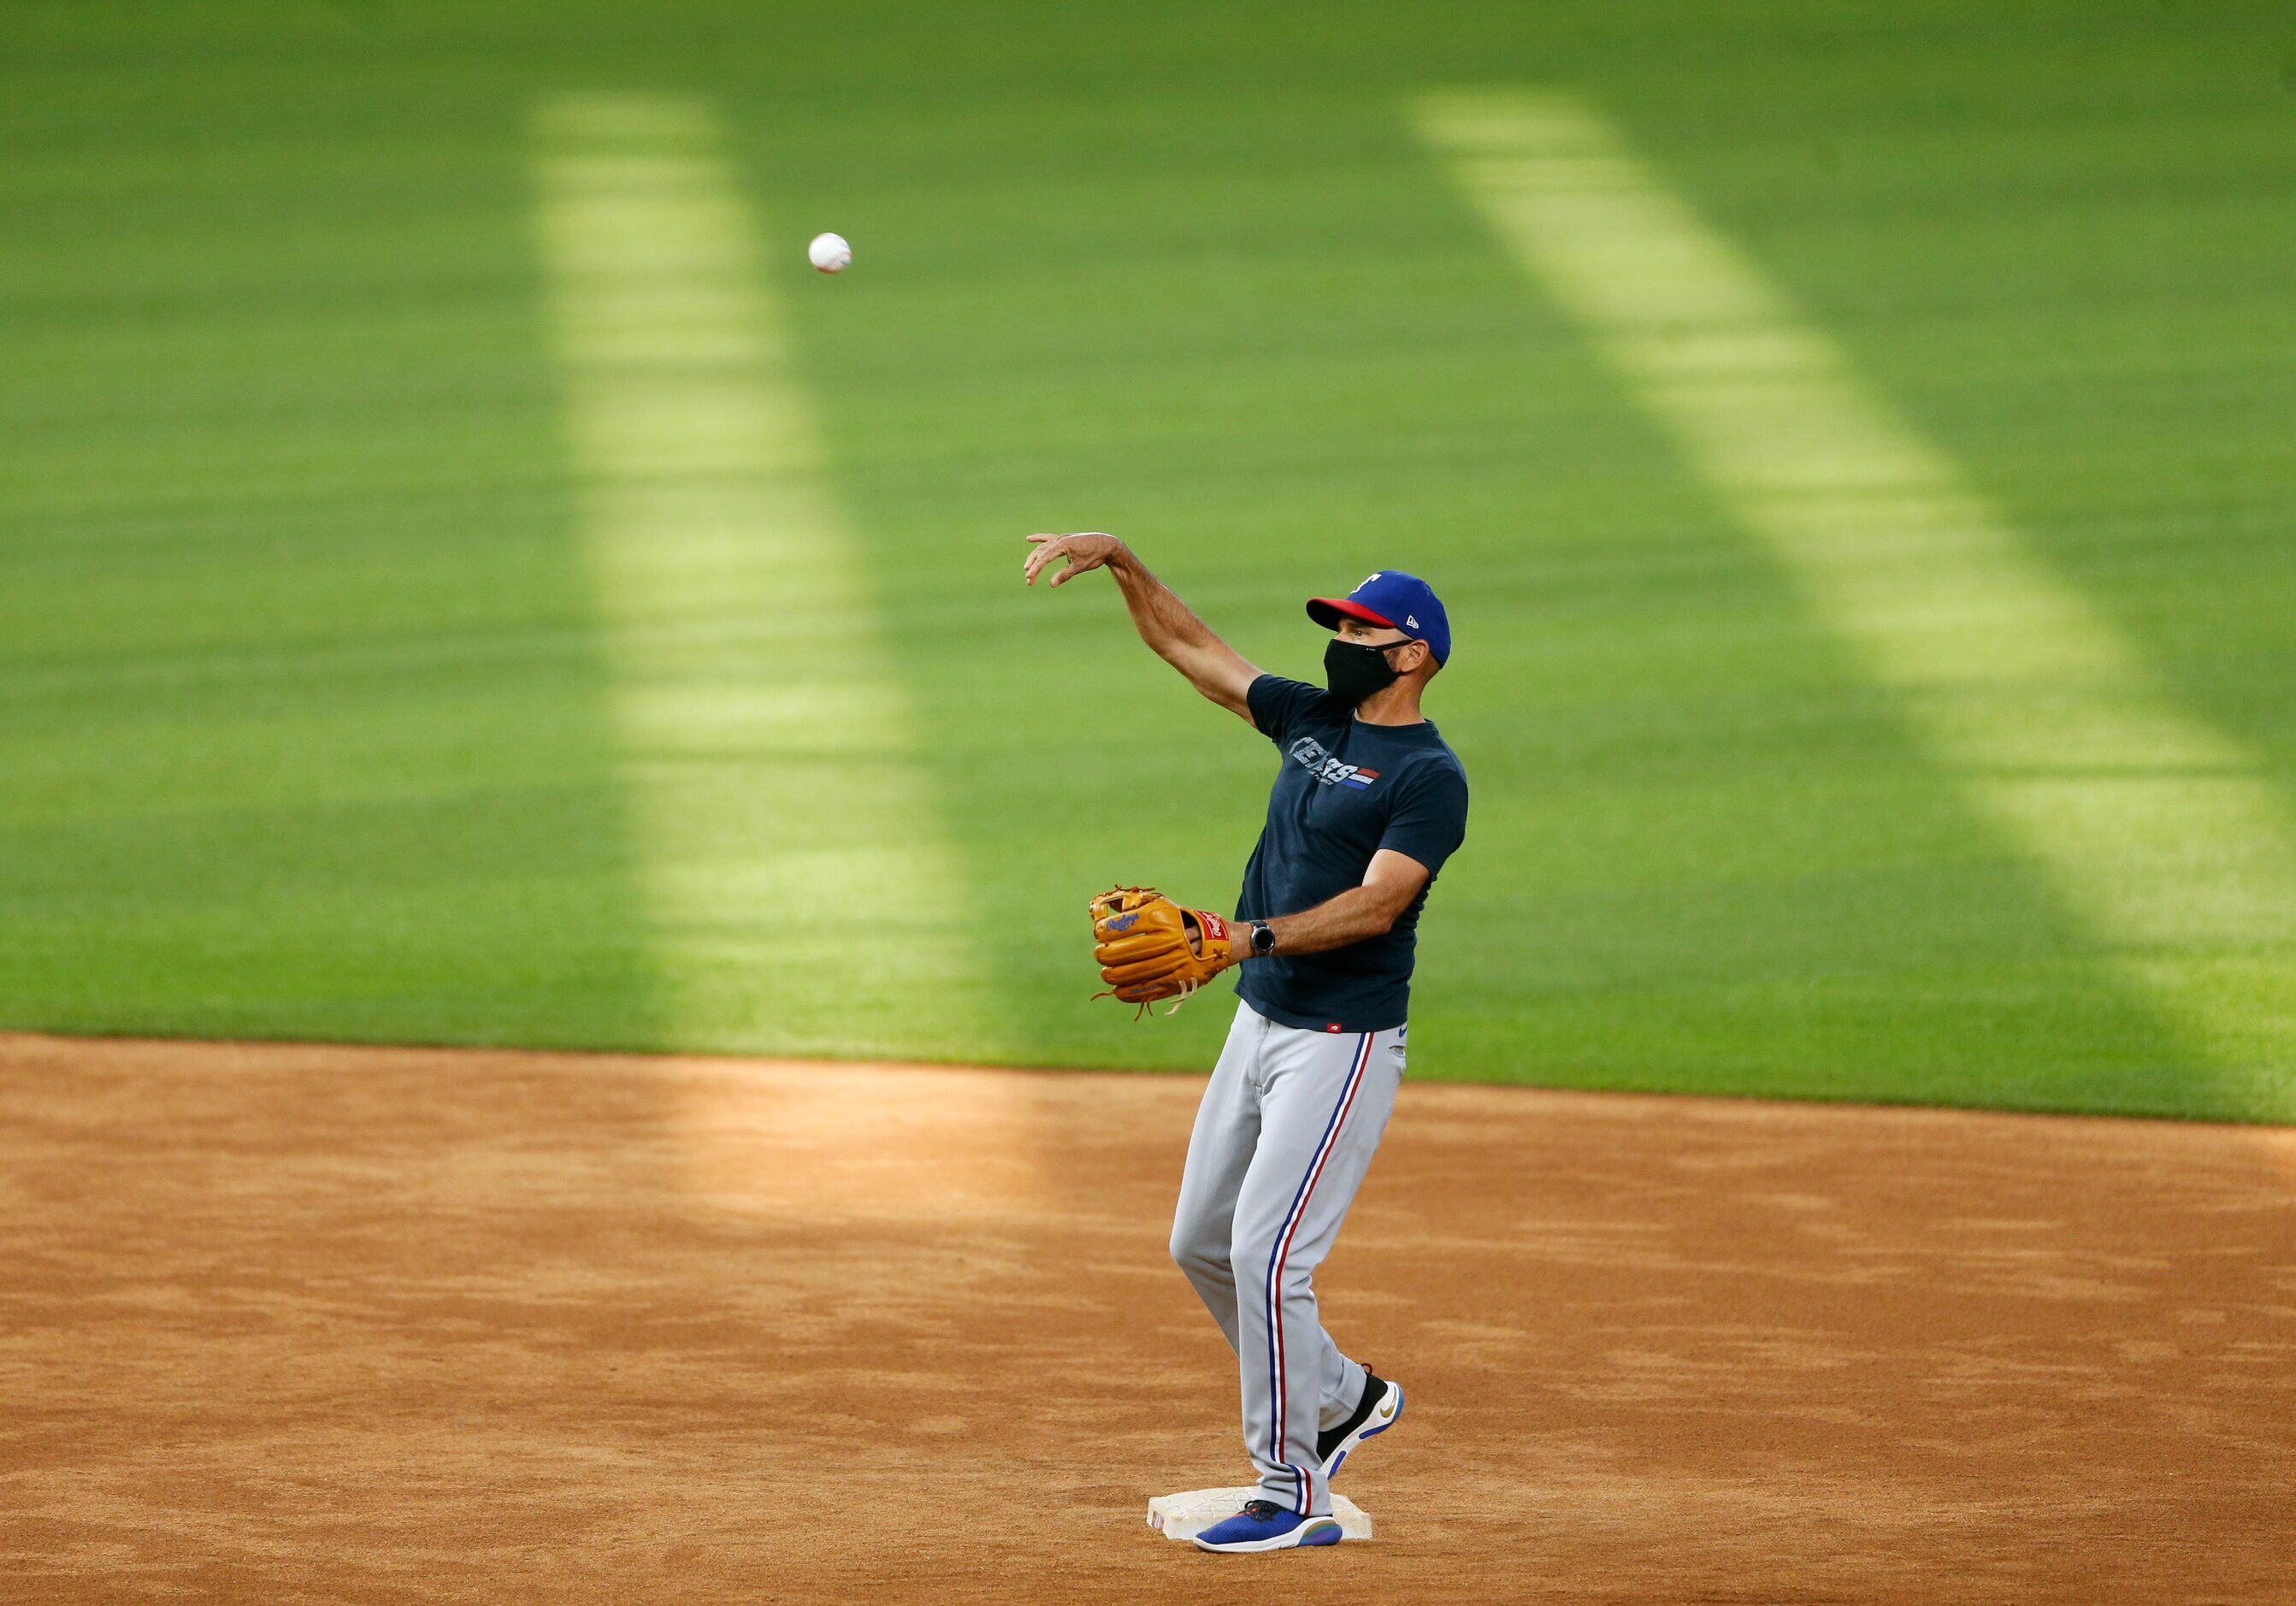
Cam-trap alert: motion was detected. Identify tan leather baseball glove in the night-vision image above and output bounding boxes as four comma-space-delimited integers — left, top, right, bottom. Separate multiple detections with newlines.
1089, 886, 1237, 1014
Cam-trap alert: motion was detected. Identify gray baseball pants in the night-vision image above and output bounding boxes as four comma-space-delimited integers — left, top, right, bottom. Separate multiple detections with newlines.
1169, 998, 1406, 1516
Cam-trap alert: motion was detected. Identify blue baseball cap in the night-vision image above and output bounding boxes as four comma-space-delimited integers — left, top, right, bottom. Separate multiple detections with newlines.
1306, 570, 1451, 664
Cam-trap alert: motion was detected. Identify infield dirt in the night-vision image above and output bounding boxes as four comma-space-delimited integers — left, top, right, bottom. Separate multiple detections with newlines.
3, 1033, 2291, 1603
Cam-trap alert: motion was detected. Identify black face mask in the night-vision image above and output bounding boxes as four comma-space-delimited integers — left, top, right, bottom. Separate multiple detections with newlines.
1324, 636, 1408, 708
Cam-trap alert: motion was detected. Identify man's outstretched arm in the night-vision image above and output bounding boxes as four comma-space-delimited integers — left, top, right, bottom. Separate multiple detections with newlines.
1024, 532, 1260, 722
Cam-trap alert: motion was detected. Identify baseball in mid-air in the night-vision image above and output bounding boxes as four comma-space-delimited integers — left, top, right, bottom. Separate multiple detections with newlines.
808, 232, 852, 274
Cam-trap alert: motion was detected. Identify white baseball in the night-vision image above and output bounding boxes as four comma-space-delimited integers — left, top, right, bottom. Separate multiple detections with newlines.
808, 232, 852, 274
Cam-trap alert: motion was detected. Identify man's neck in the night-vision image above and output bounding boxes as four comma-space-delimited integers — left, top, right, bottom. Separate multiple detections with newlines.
1352, 681, 1426, 727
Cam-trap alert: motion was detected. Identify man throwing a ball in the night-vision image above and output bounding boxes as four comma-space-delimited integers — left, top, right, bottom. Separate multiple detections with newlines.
1023, 532, 1469, 1553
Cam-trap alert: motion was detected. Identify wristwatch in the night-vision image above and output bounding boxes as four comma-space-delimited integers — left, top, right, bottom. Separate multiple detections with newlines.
1249, 919, 1276, 958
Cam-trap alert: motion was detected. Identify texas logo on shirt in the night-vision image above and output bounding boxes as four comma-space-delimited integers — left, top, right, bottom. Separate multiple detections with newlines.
1288, 737, 1381, 791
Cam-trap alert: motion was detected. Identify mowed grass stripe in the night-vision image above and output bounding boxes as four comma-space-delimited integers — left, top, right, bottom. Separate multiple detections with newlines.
531, 93, 995, 1059
1416, 91, 2296, 1102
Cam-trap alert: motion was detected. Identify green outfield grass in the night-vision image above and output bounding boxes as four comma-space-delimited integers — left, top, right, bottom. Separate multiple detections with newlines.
3, 1, 2292, 1118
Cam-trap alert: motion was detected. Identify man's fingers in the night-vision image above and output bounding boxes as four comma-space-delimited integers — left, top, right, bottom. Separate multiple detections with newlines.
1023, 532, 1109, 588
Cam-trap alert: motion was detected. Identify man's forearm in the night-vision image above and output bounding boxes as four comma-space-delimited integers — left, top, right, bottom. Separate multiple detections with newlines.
1106, 544, 1224, 667
1257, 885, 1401, 957
1024, 530, 1257, 717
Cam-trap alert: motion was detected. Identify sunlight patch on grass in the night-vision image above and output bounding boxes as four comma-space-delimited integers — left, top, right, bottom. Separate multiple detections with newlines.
1414, 90, 2296, 1089
531, 93, 995, 1056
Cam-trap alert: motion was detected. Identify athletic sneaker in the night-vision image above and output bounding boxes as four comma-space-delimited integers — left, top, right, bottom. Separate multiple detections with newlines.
1317, 1367, 1403, 1479
1192, 1500, 1343, 1553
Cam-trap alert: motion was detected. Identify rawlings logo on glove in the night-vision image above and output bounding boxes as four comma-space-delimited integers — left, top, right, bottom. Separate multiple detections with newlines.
1089, 886, 1237, 1016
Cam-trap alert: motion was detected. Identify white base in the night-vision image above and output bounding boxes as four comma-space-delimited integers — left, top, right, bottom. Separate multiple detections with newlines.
1147, 1485, 1372, 1542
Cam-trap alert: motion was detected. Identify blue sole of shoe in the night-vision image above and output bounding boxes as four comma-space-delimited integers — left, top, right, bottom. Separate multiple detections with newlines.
1320, 1380, 1403, 1479
1193, 1518, 1343, 1553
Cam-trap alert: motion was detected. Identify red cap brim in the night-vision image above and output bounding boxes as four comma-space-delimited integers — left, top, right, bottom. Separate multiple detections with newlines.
1305, 597, 1396, 630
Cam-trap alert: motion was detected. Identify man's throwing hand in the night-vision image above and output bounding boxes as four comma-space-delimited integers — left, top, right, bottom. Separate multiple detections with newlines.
1024, 532, 1125, 588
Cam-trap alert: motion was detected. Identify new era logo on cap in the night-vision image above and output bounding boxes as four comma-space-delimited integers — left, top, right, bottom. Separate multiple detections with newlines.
1304, 570, 1452, 664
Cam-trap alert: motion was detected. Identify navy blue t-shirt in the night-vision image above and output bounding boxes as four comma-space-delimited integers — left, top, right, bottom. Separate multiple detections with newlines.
1234, 675, 1470, 1033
